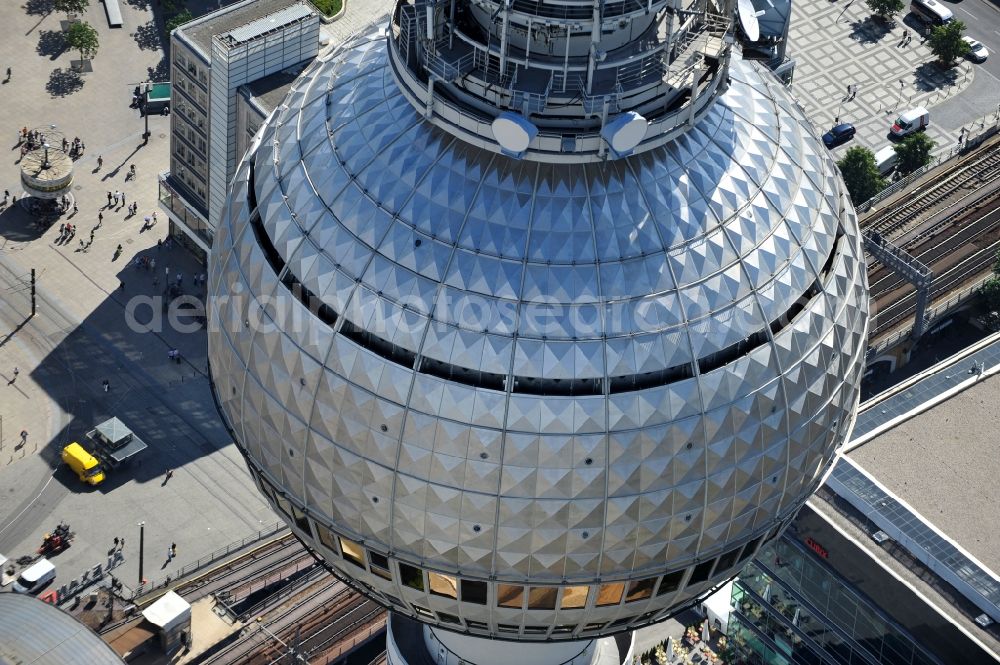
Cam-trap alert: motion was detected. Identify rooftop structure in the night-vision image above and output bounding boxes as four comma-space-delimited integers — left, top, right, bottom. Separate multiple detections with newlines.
0, 593, 125, 665
847, 373, 1000, 574
206, 0, 869, 661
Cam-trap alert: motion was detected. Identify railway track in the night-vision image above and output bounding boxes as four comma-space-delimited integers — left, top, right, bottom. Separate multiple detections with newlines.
196, 576, 348, 665
871, 238, 1000, 337
172, 533, 307, 603
868, 207, 1000, 301
863, 141, 1000, 240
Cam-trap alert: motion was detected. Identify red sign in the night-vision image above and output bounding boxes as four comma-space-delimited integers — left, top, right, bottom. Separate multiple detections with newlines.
804, 536, 829, 559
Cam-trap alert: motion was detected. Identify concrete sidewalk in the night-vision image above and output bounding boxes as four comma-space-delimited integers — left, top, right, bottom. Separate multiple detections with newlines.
0, 0, 273, 596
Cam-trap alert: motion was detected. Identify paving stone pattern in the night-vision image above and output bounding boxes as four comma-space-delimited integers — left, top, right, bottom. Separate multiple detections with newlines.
786, 0, 974, 153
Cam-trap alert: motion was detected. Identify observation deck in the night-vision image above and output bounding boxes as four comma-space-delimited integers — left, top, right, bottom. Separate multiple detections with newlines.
387, 0, 735, 161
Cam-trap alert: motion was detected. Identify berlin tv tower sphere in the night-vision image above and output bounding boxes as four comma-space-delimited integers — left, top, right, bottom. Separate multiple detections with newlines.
208, 0, 868, 650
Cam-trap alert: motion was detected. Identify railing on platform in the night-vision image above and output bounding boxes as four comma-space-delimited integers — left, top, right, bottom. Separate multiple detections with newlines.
124, 521, 288, 600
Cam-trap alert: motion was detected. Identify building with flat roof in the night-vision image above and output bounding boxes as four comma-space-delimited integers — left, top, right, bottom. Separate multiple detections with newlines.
727, 345, 1000, 664
159, 0, 320, 260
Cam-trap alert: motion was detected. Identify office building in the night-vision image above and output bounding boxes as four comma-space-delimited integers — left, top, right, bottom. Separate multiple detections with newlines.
158, 0, 320, 260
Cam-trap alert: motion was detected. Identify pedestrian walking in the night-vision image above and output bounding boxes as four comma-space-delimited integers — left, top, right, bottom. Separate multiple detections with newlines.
13, 367, 19, 379
73, 203, 78, 214
121, 193, 126, 206
59, 223, 65, 235
165, 468, 174, 481
98, 211, 103, 225
151, 258, 156, 270
113, 190, 120, 205
129, 164, 136, 178
4, 67, 10, 81
113, 536, 119, 548
176, 273, 183, 286
3, 189, 8, 203
166, 547, 173, 563
97, 155, 103, 169
157, 238, 162, 250
107, 191, 112, 206
170, 543, 177, 556
102, 379, 110, 392
119, 537, 125, 551
20, 430, 27, 444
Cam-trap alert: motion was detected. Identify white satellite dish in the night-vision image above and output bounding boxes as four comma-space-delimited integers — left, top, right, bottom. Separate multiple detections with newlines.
737, 0, 760, 43
601, 111, 648, 156
492, 112, 538, 156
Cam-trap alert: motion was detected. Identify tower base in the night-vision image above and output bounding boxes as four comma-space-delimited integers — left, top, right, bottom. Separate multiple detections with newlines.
386, 614, 634, 665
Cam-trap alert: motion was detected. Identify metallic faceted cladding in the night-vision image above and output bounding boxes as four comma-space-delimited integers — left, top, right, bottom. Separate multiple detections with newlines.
207, 25, 869, 639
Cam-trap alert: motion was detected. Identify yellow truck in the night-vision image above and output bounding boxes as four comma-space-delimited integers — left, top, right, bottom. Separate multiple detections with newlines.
61, 442, 106, 485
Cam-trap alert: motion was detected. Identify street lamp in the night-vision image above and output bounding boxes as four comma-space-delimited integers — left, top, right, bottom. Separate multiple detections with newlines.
137, 521, 146, 587
139, 81, 151, 143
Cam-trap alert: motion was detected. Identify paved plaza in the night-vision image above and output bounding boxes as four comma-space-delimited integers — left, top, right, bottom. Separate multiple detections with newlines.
0, 0, 273, 592
786, 0, 1000, 156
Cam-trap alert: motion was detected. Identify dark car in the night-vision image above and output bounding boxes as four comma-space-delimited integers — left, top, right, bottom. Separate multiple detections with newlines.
822, 123, 856, 148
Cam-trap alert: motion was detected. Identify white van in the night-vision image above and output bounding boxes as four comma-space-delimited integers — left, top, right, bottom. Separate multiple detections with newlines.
12, 558, 56, 594
891, 107, 930, 138
874, 146, 898, 176
910, 0, 953, 26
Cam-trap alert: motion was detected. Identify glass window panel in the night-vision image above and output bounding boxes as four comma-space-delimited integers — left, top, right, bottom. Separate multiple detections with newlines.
689, 559, 716, 585
527, 587, 558, 610
498, 584, 525, 608
369, 552, 392, 580
339, 537, 365, 568
657, 570, 685, 595
561, 585, 589, 609
289, 505, 311, 534
412, 604, 434, 618
596, 582, 624, 607
429, 571, 459, 598
461, 579, 488, 605
315, 523, 339, 554
399, 562, 425, 591
626, 577, 656, 602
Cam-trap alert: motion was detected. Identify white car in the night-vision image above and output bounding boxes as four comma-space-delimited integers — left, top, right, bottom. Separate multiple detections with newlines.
963, 36, 989, 63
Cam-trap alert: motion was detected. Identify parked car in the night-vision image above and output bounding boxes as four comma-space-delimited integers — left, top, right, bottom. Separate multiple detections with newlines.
890, 107, 930, 138
963, 37, 989, 63
874, 146, 898, 176
822, 123, 856, 148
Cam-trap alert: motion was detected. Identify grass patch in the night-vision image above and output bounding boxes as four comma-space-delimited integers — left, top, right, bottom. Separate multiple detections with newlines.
311, 0, 343, 17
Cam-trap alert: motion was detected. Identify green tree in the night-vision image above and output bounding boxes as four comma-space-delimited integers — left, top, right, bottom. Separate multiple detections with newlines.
65, 20, 99, 64
165, 9, 194, 32
54, 0, 90, 19
894, 132, 935, 174
837, 146, 886, 204
865, 0, 903, 21
981, 276, 1000, 311
928, 20, 969, 66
